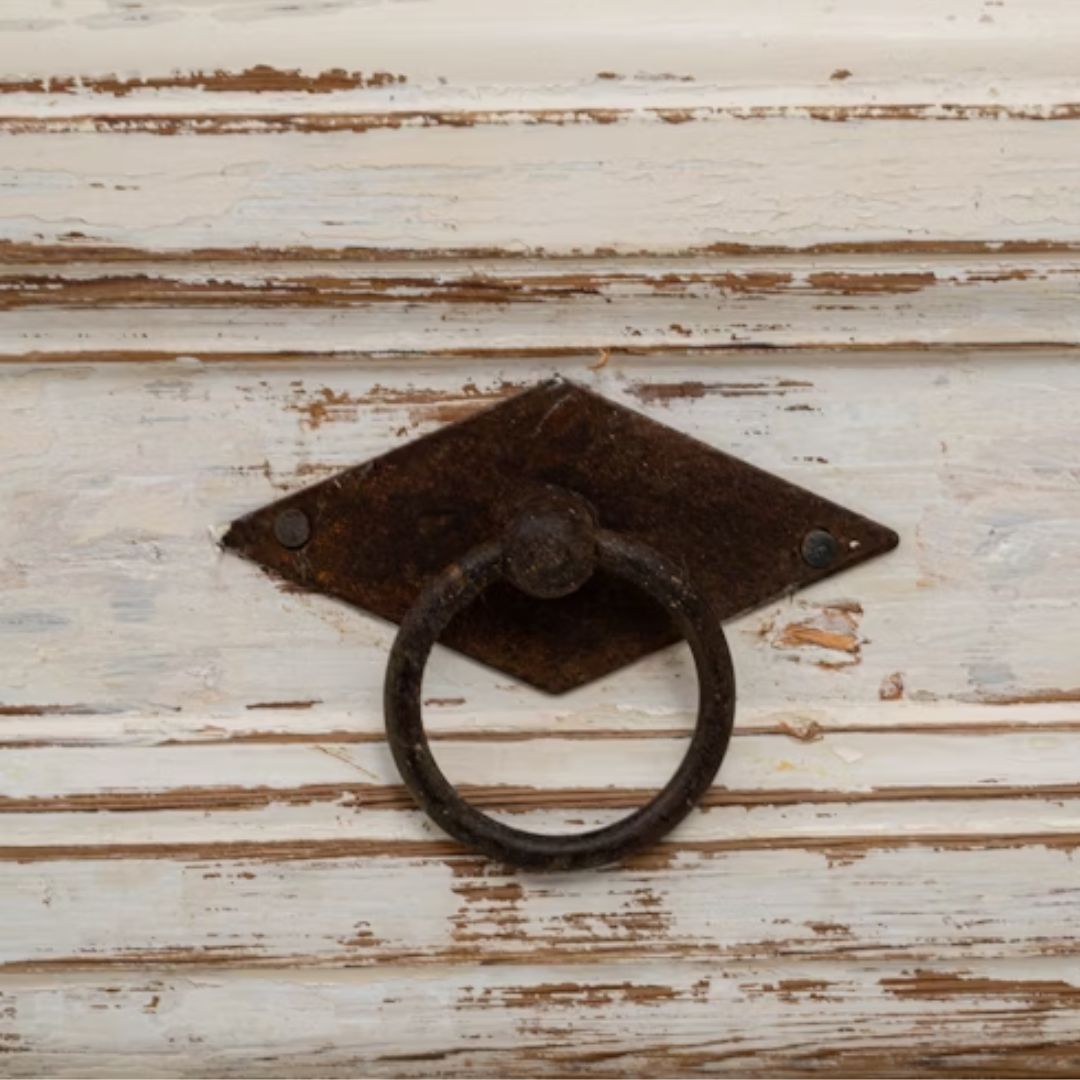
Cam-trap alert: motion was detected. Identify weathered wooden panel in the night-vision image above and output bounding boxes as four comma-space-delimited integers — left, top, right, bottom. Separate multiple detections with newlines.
2, 355, 1077, 716
3, 840, 1080, 969
3, 959, 1080, 1078
4, 253, 1080, 355
1, 352, 1076, 1070
2, 0, 1078, 110
4, 728, 1080, 814
2, 1, 1079, 1073
3, 120, 1080, 253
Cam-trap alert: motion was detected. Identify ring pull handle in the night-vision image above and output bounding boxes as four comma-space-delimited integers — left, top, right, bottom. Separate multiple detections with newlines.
227, 382, 899, 868
383, 489, 736, 871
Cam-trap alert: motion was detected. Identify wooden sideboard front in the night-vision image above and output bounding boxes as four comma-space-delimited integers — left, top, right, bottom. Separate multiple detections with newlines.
2, 3, 1079, 1075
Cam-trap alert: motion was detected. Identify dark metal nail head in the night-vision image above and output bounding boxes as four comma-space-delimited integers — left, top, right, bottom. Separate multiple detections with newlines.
274, 507, 311, 549
502, 492, 598, 599
801, 528, 838, 569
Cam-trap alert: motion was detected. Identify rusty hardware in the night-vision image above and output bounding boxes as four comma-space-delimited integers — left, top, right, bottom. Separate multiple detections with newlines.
224, 380, 898, 869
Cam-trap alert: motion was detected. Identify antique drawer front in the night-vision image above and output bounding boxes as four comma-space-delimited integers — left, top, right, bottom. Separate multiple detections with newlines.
2, 2, 1079, 1075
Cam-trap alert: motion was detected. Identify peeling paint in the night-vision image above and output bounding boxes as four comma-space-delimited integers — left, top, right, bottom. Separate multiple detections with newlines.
0, 66, 406, 96
881, 970, 1080, 1004
629, 378, 813, 405
880, 672, 905, 701
8, 101, 1080, 136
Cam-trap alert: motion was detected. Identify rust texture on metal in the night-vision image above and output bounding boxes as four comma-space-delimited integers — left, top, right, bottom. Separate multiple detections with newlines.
223, 380, 899, 693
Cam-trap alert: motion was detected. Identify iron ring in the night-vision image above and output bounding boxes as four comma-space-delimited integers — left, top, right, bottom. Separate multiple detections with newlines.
383, 515, 736, 871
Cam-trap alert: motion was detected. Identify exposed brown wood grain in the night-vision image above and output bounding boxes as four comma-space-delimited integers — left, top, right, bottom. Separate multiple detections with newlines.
970, 689, 1080, 706
628, 379, 814, 404
881, 971, 1080, 1004
5, 102, 1080, 136
0, 66, 406, 96
459, 980, 703, 1008
7, 341, 1080, 366
244, 700, 321, 711
56, 717, 1078, 750
775, 624, 860, 653
0, 273, 625, 309
0, 266, 1066, 321
633, 1041, 1080, 1079
0, 704, 102, 716
880, 672, 906, 701
5, 238, 1080, 265
804, 270, 937, 293
3, 829, 1078, 866
5, 967, 1080, 1077
3, 782, 1080, 818
284, 380, 524, 429
3, 269, 938, 309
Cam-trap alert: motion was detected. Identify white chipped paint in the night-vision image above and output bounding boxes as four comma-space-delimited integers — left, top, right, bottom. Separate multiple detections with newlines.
2, 730, 1079, 802
3, 119, 1080, 253
3, 791, 1079, 853
2, 0, 1080, 113
1, 699, 1078, 746
3, 844, 1080, 972
2, 958, 1080, 1077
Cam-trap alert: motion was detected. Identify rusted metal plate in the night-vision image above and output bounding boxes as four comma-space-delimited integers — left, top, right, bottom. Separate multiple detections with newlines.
223, 381, 898, 693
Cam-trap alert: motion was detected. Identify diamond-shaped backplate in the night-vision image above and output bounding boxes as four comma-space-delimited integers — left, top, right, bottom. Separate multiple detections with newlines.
223, 381, 898, 693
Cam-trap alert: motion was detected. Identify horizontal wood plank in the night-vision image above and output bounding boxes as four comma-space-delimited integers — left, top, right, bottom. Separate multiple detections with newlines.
4, 838, 1080, 969
5, 252, 1080, 353
3, 700, 1080, 748
2, 116, 1080, 254
2, 958, 1080, 1077
2, 0, 1079, 114
1, 354, 1076, 718
5, 785, 1080, 852
2, 729, 1079, 809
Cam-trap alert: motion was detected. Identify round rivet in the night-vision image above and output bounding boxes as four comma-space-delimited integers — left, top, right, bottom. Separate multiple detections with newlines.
503, 491, 598, 600
801, 528, 839, 569
504, 507, 596, 599
274, 507, 311, 550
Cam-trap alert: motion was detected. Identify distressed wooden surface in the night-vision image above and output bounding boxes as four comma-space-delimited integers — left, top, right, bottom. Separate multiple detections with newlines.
4, 0, 1079, 114
2, 355, 1079, 715
4, 121, 1080, 253
2, 3, 1080, 1076
5, 958, 1080, 1079
5, 253, 1080, 355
